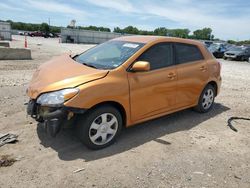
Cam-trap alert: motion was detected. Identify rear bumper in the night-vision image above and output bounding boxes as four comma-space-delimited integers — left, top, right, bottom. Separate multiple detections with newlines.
27, 100, 86, 137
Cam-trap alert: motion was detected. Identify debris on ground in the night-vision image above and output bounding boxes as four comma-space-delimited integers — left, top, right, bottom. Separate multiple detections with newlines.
0, 155, 16, 167
0, 133, 18, 147
234, 175, 242, 180
193, 171, 204, 175
227, 117, 250, 132
73, 168, 85, 173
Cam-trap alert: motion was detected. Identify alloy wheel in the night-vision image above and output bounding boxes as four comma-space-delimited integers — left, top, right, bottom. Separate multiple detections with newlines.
202, 88, 214, 110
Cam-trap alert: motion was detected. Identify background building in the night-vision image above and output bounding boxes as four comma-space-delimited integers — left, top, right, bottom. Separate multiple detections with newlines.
61, 28, 126, 44
0, 22, 11, 41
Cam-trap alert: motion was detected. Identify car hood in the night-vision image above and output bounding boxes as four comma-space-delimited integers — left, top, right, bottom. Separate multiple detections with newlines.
27, 54, 109, 99
225, 50, 243, 55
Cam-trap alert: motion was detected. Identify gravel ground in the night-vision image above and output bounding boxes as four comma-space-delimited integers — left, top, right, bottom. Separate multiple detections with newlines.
0, 35, 249, 188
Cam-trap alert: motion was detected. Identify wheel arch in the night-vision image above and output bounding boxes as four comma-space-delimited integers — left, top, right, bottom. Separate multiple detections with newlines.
89, 101, 127, 127
207, 81, 218, 96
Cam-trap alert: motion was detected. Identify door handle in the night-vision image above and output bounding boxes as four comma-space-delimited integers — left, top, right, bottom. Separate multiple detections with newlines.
199, 66, 207, 71
167, 73, 176, 79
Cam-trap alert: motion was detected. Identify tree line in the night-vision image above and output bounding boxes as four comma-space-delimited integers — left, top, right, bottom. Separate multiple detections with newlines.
227, 40, 250, 46
4, 20, 61, 33
114, 26, 214, 40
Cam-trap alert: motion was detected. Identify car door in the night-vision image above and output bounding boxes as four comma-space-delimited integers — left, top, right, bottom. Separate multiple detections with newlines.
127, 42, 177, 122
174, 43, 209, 108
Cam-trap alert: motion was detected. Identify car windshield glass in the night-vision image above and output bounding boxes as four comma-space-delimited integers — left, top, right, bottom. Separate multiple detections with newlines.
74, 41, 145, 69
230, 46, 244, 51
208, 44, 219, 51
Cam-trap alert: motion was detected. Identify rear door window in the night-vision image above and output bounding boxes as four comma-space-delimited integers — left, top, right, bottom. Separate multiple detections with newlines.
175, 43, 204, 64
137, 43, 174, 70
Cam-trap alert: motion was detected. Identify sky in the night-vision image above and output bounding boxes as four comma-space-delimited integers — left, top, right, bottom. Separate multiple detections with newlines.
0, 0, 250, 40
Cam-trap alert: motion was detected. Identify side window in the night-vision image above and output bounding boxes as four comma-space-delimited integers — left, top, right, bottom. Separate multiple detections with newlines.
137, 43, 173, 70
175, 43, 204, 64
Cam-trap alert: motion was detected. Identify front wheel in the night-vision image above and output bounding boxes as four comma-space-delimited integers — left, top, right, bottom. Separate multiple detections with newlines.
194, 85, 215, 113
76, 105, 123, 150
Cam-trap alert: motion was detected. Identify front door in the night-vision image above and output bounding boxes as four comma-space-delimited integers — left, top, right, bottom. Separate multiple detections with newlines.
128, 43, 177, 122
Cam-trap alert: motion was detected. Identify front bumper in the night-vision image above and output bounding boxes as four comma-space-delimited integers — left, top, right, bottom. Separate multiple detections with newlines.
27, 100, 86, 137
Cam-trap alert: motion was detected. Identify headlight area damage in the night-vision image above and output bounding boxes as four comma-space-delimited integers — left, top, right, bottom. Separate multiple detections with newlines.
27, 88, 84, 137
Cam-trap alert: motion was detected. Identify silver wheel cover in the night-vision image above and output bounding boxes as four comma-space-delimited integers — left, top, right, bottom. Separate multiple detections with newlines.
202, 88, 214, 110
89, 113, 118, 145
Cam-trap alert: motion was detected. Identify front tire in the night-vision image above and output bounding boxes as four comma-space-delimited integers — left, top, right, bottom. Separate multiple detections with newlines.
76, 105, 123, 150
194, 85, 215, 113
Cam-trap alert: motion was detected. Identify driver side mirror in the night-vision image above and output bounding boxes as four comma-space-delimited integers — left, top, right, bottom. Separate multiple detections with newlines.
130, 61, 150, 72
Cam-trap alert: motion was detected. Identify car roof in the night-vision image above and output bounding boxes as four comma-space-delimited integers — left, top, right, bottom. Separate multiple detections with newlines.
112, 35, 202, 46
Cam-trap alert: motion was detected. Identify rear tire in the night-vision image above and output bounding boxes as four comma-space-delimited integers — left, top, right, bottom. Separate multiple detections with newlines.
194, 85, 215, 113
240, 56, 246, 61
76, 105, 123, 150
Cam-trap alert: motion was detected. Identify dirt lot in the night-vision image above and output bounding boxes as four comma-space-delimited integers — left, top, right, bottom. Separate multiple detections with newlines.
0, 35, 249, 188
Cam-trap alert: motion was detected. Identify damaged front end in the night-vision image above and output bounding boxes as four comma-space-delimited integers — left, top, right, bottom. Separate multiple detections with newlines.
27, 99, 68, 137
27, 89, 85, 137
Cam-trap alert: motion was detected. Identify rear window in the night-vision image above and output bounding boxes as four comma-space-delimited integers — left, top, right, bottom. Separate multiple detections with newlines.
175, 43, 204, 64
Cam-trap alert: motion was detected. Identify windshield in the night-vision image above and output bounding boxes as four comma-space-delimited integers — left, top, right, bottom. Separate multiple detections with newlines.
230, 46, 245, 52
208, 44, 219, 52
74, 40, 145, 69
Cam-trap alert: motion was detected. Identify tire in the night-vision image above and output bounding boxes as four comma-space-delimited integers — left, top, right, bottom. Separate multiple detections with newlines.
223, 56, 227, 60
194, 84, 215, 113
241, 56, 246, 61
76, 105, 123, 150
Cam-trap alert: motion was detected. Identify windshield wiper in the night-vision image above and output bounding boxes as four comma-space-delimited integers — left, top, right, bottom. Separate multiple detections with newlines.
82, 63, 98, 69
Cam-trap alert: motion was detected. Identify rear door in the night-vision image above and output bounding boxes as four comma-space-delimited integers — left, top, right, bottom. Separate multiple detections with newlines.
128, 42, 177, 122
174, 43, 209, 108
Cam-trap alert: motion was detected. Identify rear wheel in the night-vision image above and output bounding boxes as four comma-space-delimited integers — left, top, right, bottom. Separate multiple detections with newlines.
76, 105, 123, 150
240, 56, 246, 61
194, 85, 215, 113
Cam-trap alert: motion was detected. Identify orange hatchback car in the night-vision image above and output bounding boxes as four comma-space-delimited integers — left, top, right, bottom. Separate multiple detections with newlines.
27, 36, 221, 149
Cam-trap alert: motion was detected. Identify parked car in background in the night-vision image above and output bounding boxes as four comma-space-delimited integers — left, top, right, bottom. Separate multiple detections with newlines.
26, 36, 221, 149
224, 43, 235, 51
18, 31, 25, 35
43, 32, 59, 38
28, 31, 44, 37
203, 41, 213, 48
208, 43, 227, 58
224, 46, 250, 61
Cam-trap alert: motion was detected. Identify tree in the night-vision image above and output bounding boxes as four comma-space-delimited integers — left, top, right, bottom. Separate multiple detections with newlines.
193, 28, 213, 40
139, 30, 154, 35
114, 27, 122, 33
168, 29, 190, 38
40, 23, 50, 33
154, 27, 168, 36
123, 26, 139, 34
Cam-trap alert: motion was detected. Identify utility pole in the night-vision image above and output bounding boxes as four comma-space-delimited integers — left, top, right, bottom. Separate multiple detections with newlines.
48, 18, 50, 33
